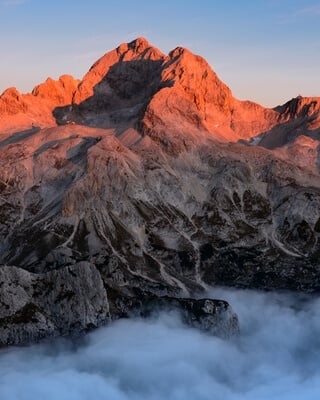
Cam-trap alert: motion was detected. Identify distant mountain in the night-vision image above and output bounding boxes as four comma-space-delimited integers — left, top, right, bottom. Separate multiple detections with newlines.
1, 38, 320, 346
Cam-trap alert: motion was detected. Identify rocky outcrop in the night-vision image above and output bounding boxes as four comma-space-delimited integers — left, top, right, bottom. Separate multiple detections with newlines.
0, 75, 80, 133
32, 75, 80, 105
124, 297, 239, 338
0, 263, 110, 346
251, 96, 320, 150
0, 87, 29, 115
0, 263, 239, 346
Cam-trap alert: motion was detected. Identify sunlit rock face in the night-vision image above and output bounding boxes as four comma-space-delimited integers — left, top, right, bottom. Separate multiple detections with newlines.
0, 76, 80, 133
1, 38, 320, 345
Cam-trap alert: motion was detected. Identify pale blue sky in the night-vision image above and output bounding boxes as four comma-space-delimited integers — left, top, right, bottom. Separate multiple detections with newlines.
1, 0, 320, 107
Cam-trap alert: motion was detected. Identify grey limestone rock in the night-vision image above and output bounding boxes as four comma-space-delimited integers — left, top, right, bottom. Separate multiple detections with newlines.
0, 262, 110, 346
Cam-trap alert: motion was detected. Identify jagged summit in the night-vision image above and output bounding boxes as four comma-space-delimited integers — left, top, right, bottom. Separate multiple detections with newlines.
62, 38, 281, 144
1, 37, 319, 146
123, 36, 151, 49
32, 75, 80, 104
255, 96, 320, 149
117, 37, 160, 57
167, 45, 208, 64
73, 37, 165, 105
274, 95, 320, 119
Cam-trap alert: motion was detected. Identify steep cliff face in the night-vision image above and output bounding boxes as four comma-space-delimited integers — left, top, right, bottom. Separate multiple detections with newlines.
141, 46, 279, 146
73, 37, 165, 104
1, 38, 320, 346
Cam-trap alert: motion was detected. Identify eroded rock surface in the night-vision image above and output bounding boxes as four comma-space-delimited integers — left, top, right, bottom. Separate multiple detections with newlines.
0, 264, 239, 346
0, 263, 110, 346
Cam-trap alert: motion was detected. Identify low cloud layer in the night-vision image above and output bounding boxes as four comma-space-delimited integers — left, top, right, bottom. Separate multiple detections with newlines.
1, 288, 320, 400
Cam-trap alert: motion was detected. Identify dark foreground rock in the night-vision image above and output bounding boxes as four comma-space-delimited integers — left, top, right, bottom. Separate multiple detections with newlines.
0, 264, 110, 346
123, 296, 240, 338
0, 265, 239, 346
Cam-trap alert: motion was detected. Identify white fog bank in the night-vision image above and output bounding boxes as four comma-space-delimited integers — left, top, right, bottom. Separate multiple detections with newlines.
1, 288, 320, 400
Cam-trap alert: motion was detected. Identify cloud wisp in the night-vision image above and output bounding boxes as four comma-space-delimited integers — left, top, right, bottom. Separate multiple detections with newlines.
0, 288, 320, 400
295, 5, 320, 16
277, 4, 320, 24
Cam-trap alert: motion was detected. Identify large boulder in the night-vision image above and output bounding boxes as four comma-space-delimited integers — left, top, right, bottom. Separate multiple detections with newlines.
0, 263, 110, 346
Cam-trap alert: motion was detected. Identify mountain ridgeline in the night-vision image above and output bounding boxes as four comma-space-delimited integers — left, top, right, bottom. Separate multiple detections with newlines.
1, 38, 320, 345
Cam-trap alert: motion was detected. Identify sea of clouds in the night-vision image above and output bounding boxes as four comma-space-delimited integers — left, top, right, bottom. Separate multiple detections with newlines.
0, 287, 320, 400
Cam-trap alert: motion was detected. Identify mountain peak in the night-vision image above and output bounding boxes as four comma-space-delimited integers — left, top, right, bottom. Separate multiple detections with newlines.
116, 37, 151, 54
116, 36, 164, 61
274, 95, 320, 120
73, 37, 165, 104
169, 46, 196, 58
1, 37, 319, 145
1, 87, 21, 97
128, 37, 151, 51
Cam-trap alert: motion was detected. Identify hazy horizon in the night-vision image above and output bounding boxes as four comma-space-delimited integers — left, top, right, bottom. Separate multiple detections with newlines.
1, 0, 320, 107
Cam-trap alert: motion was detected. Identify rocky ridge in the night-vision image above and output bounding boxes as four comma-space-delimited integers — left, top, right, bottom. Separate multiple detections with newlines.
1, 38, 320, 346
0, 75, 80, 133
